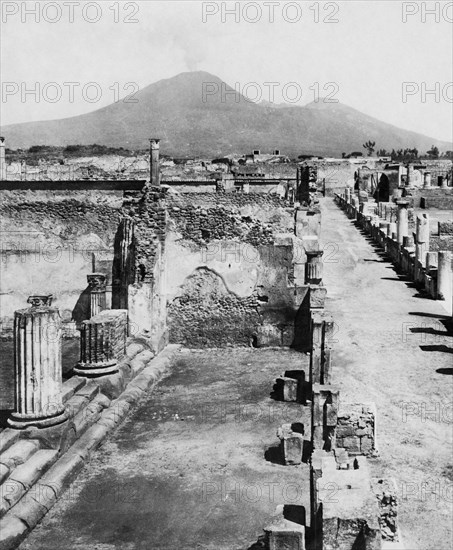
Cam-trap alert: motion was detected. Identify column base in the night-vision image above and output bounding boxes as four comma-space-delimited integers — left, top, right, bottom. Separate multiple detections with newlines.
73, 361, 119, 377
8, 409, 68, 430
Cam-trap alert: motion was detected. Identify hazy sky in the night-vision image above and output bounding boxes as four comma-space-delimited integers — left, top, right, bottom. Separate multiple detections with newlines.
1, 0, 452, 143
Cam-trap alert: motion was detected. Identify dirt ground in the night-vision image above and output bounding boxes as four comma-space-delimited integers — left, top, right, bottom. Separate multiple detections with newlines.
320, 198, 453, 550
20, 349, 312, 550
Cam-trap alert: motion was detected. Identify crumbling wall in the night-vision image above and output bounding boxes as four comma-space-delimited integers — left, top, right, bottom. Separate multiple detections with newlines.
336, 403, 377, 456
0, 191, 121, 336
165, 193, 298, 347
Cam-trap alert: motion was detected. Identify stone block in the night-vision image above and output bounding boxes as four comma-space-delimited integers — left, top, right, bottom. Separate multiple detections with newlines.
309, 286, 327, 309
264, 507, 305, 550
277, 424, 304, 465
360, 437, 373, 453
278, 377, 298, 402
342, 436, 361, 454
337, 425, 355, 438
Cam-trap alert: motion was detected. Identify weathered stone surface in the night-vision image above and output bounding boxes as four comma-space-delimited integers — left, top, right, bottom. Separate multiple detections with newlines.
277, 424, 304, 465
337, 403, 377, 456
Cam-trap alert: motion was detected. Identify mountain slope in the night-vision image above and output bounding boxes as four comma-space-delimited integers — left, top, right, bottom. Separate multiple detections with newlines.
1, 71, 450, 157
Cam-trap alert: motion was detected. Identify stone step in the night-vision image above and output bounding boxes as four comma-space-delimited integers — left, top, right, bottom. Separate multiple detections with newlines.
72, 393, 110, 439
0, 440, 41, 485
64, 381, 100, 420
0, 449, 58, 518
0, 430, 20, 456
62, 376, 87, 403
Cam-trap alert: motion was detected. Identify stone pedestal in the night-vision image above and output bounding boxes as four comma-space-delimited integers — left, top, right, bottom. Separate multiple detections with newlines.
75, 309, 127, 377
437, 251, 452, 301
277, 424, 304, 465
305, 250, 324, 285
396, 201, 409, 245
8, 305, 67, 429
87, 273, 107, 318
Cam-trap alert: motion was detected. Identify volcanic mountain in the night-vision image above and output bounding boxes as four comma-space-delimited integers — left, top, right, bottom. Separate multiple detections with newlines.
1, 71, 450, 158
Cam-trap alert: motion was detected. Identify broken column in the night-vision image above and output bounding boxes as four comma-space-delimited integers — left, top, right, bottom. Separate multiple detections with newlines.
415, 213, 430, 280
0, 137, 6, 181
8, 298, 67, 429
406, 163, 414, 187
437, 251, 452, 301
149, 138, 160, 186
87, 273, 107, 318
396, 200, 409, 245
423, 172, 432, 188
305, 250, 323, 285
74, 309, 128, 377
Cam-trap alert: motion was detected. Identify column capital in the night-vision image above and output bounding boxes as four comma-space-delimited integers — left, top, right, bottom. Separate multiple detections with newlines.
87, 273, 107, 291
27, 294, 53, 307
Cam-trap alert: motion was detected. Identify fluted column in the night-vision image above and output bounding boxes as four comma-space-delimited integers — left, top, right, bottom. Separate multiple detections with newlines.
396, 200, 409, 245
74, 310, 127, 377
305, 250, 324, 285
87, 273, 106, 318
8, 297, 67, 429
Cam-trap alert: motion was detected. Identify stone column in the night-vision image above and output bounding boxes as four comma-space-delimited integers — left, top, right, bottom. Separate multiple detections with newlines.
75, 310, 127, 376
437, 251, 452, 301
87, 273, 107, 318
305, 250, 324, 285
8, 298, 67, 429
345, 187, 351, 203
149, 138, 160, 187
415, 213, 430, 279
406, 164, 414, 187
396, 200, 409, 245
0, 137, 6, 181
423, 172, 432, 188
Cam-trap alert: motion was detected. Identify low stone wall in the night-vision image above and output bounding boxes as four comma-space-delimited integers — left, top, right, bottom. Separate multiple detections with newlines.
336, 403, 377, 456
